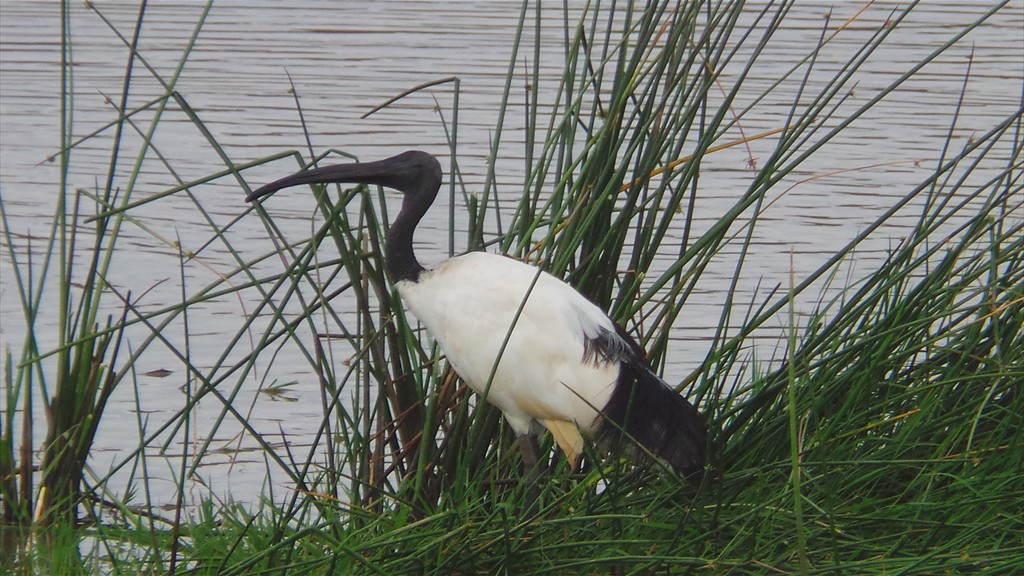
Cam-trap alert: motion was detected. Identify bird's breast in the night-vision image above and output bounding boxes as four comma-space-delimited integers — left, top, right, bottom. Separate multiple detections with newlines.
395, 252, 618, 431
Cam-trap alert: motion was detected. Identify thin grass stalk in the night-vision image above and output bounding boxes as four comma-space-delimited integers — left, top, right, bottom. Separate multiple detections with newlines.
786, 251, 809, 574
168, 236, 192, 576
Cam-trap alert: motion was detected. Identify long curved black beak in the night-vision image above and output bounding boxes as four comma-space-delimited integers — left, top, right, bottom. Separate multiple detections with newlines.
245, 150, 441, 203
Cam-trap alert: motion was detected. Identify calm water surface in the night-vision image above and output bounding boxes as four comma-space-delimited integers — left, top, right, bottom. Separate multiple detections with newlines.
1, 0, 1021, 506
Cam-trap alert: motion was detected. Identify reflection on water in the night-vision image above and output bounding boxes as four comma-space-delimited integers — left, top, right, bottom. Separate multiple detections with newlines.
1, 0, 1020, 505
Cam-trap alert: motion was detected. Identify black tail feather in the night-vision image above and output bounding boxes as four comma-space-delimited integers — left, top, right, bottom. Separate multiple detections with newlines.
591, 326, 707, 478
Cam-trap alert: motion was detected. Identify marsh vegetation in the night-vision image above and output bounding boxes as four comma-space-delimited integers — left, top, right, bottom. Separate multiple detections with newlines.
1, 1, 1021, 573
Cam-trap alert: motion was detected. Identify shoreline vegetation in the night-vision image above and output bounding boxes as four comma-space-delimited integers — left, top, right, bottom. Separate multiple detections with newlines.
2, 1, 1021, 574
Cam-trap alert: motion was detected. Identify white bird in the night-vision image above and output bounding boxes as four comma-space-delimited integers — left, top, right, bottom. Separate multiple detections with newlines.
247, 151, 706, 478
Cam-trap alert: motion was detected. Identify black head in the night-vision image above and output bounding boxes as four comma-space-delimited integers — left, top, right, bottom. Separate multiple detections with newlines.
247, 150, 442, 284
246, 150, 441, 202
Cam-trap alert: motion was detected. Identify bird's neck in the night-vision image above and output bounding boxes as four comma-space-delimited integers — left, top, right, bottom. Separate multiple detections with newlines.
385, 193, 431, 283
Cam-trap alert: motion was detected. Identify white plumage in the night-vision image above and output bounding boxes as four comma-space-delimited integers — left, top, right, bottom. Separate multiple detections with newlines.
399, 251, 617, 464
249, 150, 707, 477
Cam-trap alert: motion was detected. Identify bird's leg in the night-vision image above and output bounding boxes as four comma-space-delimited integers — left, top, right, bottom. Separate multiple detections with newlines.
518, 434, 542, 479
517, 434, 543, 506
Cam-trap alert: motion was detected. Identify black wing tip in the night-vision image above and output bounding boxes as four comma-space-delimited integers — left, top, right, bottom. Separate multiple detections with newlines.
583, 325, 708, 478
594, 361, 708, 479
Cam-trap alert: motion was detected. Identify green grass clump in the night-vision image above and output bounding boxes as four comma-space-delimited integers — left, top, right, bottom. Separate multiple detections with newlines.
2, 0, 1021, 574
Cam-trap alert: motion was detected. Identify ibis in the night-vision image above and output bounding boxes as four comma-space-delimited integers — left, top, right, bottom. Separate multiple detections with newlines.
247, 151, 707, 479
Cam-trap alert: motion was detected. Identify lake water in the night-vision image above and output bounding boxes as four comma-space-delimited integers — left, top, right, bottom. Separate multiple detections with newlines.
1, 0, 1021, 508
